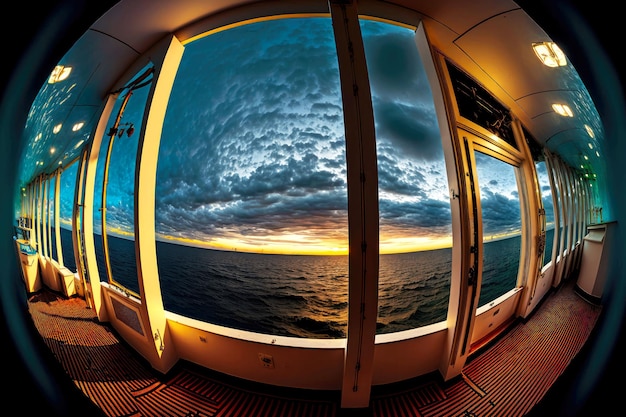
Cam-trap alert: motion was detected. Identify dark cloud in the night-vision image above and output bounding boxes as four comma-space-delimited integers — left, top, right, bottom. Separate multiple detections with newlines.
149, 18, 353, 246
479, 188, 522, 235
81, 18, 510, 251
473, 151, 522, 236
380, 197, 452, 233
377, 153, 427, 198
361, 20, 442, 163
373, 101, 443, 161
361, 23, 431, 102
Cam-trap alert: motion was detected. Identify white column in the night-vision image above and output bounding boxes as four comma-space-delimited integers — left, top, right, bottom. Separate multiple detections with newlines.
329, 0, 379, 409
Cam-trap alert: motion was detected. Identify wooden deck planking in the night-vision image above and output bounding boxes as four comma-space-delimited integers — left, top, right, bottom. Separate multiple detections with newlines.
26, 277, 600, 416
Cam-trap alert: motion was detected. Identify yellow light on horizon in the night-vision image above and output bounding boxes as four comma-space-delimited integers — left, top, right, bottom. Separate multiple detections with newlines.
153, 233, 453, 256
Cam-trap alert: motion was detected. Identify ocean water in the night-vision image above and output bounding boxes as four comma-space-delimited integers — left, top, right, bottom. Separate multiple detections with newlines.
61, 227, 522, 339
155, 243, 454, 338
59, 226, 76, 272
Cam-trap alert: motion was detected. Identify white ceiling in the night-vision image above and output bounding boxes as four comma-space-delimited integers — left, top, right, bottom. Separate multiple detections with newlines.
18, 0, 604, 187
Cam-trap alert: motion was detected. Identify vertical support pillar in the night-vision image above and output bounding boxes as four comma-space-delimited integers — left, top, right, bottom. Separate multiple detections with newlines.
81, 94, 116, 319
329, 0, 379, 409
511, 119, 542, 316
134, 35, 184, 373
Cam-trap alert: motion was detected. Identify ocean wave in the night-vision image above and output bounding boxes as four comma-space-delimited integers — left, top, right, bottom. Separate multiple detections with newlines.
83, 234, 521, 338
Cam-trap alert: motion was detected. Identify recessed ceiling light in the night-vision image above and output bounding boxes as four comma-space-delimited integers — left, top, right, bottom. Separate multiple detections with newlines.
48, 65, 72, 83
72, 122, 85, 131
532, 42, 567, 67
53, 123, 62, 134
552, 103, 573, 117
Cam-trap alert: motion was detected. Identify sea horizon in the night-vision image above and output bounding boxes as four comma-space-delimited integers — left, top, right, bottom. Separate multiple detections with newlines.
59, 227, 543, 338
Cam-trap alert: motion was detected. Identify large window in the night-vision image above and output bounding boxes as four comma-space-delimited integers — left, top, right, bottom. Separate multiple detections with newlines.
93, 66, 153, 295
59, 161, 78, 272
360, 19, 451, 333
156, 17, 349, 338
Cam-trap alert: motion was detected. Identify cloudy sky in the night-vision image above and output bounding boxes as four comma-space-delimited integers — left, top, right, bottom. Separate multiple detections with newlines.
474, 151, 522, 239
61, 17, 522, 255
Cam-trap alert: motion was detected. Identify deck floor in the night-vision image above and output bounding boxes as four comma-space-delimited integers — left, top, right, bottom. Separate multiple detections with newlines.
26, 278, 601, 416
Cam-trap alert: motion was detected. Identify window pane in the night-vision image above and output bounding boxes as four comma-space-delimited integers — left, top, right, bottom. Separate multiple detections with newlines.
359, 19, 452, 333
535, 160, 554, 267
60, 162, 78, 272
93, 107, 117, 284
48, 176, 58, 260
558, 168, 569, 258
94, 66, 152, 295
474, 151, 521, 307
156, 18, 348, 338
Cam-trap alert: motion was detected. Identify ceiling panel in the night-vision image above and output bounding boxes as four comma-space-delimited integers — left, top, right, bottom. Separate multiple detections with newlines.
389, 0, 518, 34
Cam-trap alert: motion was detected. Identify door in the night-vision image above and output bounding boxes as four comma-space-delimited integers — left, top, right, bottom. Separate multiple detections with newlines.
473, 150, 522, 309
466, 138, 524, 348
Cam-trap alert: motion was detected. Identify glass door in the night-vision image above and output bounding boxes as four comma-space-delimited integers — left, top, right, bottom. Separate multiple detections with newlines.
473, 150, 522, 309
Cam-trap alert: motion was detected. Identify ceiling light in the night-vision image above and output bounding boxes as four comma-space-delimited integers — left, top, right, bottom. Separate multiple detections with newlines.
48, 65, 72, 83
53, 123, 62, 134
532, 42, 567, 67
584, 124, 594, 138
552, 103, 573, 117
72, 122, 85, 131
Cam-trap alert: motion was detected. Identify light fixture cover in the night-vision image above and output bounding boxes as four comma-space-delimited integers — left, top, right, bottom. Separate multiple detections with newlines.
552, 103, 573, 117
532, 42, 566, 67
48, 65, 72, 83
